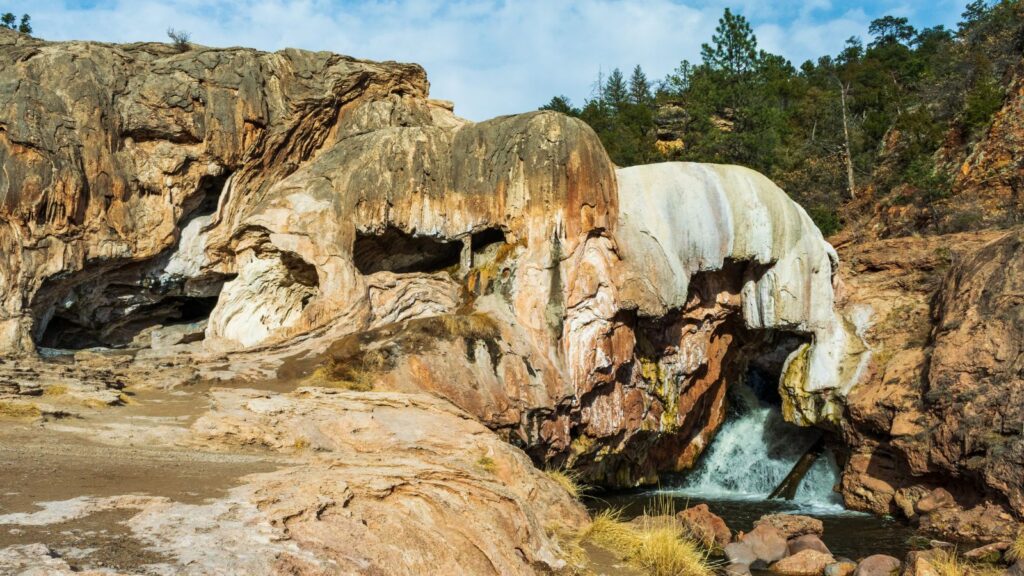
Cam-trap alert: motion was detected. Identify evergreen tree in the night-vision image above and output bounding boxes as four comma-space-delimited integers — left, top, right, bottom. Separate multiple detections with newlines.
540, 96, 580, 116
868, 15, 917, 47
603, 68, 628, 109
1, 13, 14, 29
700, 8, 759, 75
18, 13, 29, 34
628, 65, 652, 106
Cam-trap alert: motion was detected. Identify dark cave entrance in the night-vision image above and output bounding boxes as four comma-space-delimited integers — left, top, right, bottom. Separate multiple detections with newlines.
36, 288, 223, 350
353, 227, 463, 274
32, 172, 236, 351
185, 170, 231, 220
471, 227, 506, 255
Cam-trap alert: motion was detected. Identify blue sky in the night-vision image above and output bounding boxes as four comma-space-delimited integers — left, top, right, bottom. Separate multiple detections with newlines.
21, 0, 966, 120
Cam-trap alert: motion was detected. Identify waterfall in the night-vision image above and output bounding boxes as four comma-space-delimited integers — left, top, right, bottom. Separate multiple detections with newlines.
672, 384, 843, 508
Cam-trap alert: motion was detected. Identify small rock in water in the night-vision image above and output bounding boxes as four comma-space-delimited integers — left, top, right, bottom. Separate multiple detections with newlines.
755, 513, 825, 539
725, 541, 757, 567
770, 549, 835, 575
824, 560, 857, 576
676, 503, 731, 549
853, 554, 901, 575
788, 534, 831, 556
740, 524, 788, 568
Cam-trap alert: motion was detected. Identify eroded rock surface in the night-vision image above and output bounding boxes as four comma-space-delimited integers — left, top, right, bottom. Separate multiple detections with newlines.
0, 27, 894, 574
835, 228, 1024, 541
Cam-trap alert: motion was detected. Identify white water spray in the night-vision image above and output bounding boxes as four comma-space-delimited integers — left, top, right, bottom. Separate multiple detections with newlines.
672, 385, 843, 509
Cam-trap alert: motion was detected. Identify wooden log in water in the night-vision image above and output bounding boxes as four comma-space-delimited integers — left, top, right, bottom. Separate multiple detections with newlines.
769, 436, 826, 500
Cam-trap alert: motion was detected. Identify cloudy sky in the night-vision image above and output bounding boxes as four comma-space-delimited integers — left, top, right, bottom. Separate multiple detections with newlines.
25, 0, 965, 120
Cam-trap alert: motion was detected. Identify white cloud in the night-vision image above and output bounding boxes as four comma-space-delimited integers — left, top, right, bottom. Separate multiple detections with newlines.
29, 0, 958, 120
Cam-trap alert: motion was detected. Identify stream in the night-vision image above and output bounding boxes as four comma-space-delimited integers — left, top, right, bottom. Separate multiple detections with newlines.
592, 384, 915, 564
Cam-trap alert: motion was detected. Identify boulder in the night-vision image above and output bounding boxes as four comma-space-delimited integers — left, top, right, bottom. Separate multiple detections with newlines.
789, 534, 831, 556
914, 488, 954, 514
740, 524, 789, 568
854, 555, 901, 576
677, 504, 731, 549
770, 549, 835, 575
962, 541, 1009, 563
756, 514, 825, 540
725, 541, 758, 567
186, 388, 590, 574
899, 551, 941, 576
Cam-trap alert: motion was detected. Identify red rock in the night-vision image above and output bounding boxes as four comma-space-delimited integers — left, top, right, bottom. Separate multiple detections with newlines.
756, 514, 825, 540
740, 524, 789, 567
770, 549, 835, 575
854, 554, 901, 576
677, 503, 731, 549
900, 550, 941, 576
914, 487, 954, 514
962, 540, 1009, 562
789, 534, 831, 556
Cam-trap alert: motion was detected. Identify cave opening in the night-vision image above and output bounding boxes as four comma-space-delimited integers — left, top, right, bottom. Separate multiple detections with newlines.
353, 227, 462, 275
185, 169, 231, 221
471, 227, 506, 255
36, 291, 222, 351
31, 172, 238, 351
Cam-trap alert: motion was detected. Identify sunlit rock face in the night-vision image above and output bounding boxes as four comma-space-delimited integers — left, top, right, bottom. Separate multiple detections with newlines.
0, 27, 856, 487
555, 163, 864, 484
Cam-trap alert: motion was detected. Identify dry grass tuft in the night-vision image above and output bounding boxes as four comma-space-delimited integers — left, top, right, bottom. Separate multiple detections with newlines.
42, 384, 68, 396
1009, 531, 1024, 563
931, 549, 1005, 576
545, 468, 586, 499
634, 525, 711, 576
582, 508, 714, 576
0, 400, 41, 419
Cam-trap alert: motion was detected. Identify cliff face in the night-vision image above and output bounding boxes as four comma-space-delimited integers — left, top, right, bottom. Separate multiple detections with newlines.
824, 62, 1024, 542
0, 28, 855, 490
0, 26, 429, 353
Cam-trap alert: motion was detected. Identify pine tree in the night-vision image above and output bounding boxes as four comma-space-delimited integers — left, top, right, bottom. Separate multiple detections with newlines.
1, 13, 14, 29
603, 68, 628, 110
17, 13, 29, 34
700, 8, 759, 75
628, 65, 652, 106
539, 96, 580, 116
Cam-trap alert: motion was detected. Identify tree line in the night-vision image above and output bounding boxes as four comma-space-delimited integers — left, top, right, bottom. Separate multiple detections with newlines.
1, 11, 30, 34
542, 0, 1024, 235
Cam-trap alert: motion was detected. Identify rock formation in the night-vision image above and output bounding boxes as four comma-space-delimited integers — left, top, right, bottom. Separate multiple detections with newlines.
0, 26, 857, 492
12, 22, 1023, 573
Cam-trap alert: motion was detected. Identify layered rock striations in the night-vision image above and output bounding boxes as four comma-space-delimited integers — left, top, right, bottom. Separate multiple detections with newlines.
0, 29, 891, 573
0, 28, 856, 489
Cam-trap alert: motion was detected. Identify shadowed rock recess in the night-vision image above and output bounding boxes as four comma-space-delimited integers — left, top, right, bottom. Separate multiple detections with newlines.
0, 28, 885, 574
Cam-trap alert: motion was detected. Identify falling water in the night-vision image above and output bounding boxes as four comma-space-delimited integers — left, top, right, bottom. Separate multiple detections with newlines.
671, 383, 844, 510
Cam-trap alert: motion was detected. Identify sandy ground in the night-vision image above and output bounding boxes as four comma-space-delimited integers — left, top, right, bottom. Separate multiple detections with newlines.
0, 383, 288, 573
